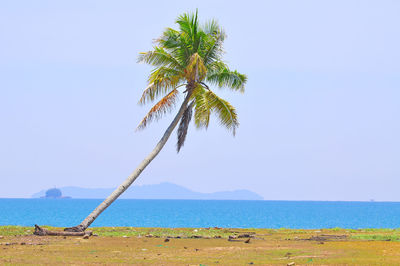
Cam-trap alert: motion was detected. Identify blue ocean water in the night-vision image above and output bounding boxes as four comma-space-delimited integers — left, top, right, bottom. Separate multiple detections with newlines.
1, 199, 399, 229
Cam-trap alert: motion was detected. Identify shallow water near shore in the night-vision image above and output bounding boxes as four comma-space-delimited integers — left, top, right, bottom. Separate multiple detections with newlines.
1, 199, 400, 228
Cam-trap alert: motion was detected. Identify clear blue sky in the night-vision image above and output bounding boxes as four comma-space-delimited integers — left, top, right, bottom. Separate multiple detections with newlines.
1, 0, 399, 200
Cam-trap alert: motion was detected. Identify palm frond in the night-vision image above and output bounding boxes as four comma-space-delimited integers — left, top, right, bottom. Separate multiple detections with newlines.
177, 101, 194, 152
208, 90, 239, 135
202, 19, 220, 36
193, 86, 211, 129
137, 47, 184, 70
176, 13, 193, 38
156, 27, 191, 64
201, 21, 226, 65
176, 10, 206, 57
193, 86, 239, 135
139, 67, 184, 105
206, 61, 247, 92
157, 28, 181, 49
136, 89, 180, 130
176, 10, 198, 43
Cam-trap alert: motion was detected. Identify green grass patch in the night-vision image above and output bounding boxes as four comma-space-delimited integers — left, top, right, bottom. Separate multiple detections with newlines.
351, 234, 400, 241
91, 227, 238, 238
0, 226, 33, 236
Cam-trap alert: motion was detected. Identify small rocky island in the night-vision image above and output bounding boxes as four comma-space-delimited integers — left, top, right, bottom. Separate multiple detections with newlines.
41, 188, 71, 199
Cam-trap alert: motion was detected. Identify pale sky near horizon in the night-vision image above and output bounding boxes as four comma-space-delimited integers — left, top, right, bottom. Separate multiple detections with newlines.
1, 0, 399, 200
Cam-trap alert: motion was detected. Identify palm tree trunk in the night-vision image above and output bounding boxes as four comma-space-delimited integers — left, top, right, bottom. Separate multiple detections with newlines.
65, 89, 193, 232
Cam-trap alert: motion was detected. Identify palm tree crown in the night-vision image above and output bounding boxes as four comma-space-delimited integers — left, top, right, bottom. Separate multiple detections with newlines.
137, 10, 247, 152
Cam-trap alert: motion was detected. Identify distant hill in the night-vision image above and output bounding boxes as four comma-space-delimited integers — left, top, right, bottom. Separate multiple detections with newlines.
32, 182, 263, 200
42, 188, 71, 199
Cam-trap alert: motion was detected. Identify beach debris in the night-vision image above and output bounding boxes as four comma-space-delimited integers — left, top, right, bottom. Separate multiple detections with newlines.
193, 229, 198, 232
184, 246, 188, 249
122, 235, 129, 238
34, 225, 92, 237
83, 234, 90, 239
191, 235, 203, 239
303, 234, 347, 241
195, 248, 200, 251
238, 233, 254, 238
287, 262, 295, 266
244, 238, 251, 244
249, 263, 254, 265
228, 239, 241, 242
228, 235, 241, 241
164, 238, 170, 242
0, 236, 3, 239
145, 234, 153, 238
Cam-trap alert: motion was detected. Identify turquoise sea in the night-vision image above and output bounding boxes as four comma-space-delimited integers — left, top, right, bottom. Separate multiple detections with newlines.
1, 199, 400, 228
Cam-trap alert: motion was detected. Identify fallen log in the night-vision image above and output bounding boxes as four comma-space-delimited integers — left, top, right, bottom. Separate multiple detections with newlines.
34, 225, 92, 237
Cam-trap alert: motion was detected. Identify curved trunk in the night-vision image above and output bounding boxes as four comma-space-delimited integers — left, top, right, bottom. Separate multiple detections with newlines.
65, 90, 193, 232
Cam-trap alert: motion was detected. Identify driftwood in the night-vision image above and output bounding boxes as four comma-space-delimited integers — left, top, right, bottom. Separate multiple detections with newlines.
64, 225, 85, 232
34, 225, 92, 237
302, 234, 348, 241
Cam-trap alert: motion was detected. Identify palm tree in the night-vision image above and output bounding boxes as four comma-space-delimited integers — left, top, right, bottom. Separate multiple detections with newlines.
65, 10, 247, 232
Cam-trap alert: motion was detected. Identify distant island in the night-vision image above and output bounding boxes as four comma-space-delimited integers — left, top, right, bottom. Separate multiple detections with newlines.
32, 182, 263, 200
41, 188, 71, 199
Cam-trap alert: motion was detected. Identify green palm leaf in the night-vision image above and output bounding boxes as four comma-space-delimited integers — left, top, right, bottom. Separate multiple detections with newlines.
193, 85, 238, 135
206, 62, 247, 92
138, 47, 184, 70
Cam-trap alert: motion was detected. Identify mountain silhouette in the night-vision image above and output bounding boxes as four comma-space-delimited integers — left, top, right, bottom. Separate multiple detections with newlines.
32, 182, 263, 200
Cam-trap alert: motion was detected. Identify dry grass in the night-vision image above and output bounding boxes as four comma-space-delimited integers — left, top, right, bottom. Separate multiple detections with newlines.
1, 227, 400, 265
